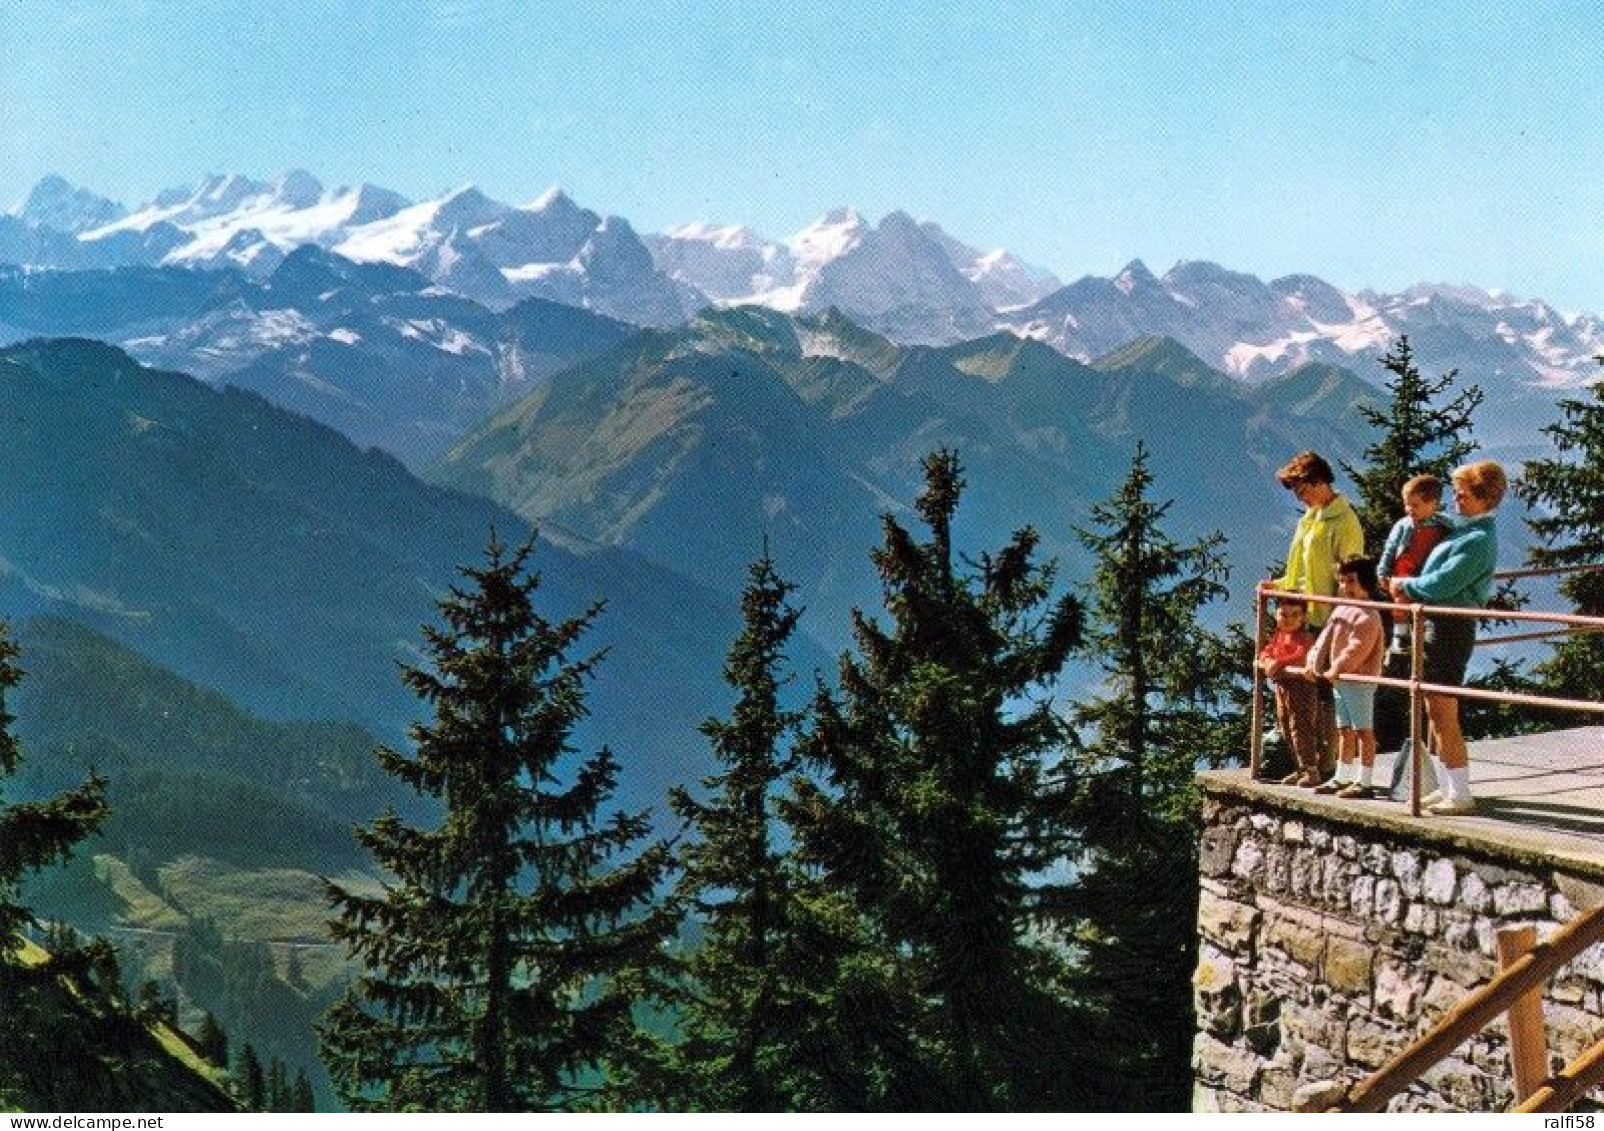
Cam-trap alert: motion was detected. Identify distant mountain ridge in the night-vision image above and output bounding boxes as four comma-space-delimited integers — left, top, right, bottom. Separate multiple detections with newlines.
7, 171, 1599, 449
429, 307, 1385, 648
0, 336, 784, 818
645, 207, 1062, 328
0, 247, 636, 465
5, 172, 696, 326
998, 259, 1602, 447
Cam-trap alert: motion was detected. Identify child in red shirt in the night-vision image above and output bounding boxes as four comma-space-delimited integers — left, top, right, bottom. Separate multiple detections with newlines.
1379, 474, 1453, 630
1375, 474, 1453, 766
1257, 597, 1320, 786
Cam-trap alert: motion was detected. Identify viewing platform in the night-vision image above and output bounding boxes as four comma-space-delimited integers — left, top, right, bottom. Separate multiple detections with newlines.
1209, 725, 1604, 874
1193, 725, 1604, 1113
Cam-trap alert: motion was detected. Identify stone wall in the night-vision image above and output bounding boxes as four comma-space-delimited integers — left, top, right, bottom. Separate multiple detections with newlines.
1193, 778, 1604, 1112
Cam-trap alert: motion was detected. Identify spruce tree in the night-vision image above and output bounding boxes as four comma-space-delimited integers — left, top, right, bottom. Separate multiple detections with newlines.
667, 549, 808, 1110
786, 450, 1085, 1110
237, 1043, 266, 1112
1342, 334, 1484, 550
0, 619, 107, 963
197, 1010, 230, 1069
136, 978, 177, 1025
1518, 364, 1604, 706
1055, 443, 1246, 1111
292, 1068, 316, 1112
267, 1057, 290, 1112
320, 534, 675, 1112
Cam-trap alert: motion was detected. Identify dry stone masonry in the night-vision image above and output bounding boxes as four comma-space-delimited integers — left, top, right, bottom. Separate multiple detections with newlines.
1193, 775, 1604, 1112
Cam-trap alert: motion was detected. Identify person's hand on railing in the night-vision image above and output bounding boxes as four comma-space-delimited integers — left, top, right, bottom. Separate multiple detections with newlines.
1387, 577, 1410, 601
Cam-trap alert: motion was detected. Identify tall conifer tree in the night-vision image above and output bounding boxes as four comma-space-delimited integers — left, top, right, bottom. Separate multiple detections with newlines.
667, 549, 808, 1110
196, 1010, 229, 1069
292, 1068, 317, 1112
1519, 363, 1604, 705
266, 1057, 290, 1112
787, 450, 1084, 1111
0, 619, 107, 963
1340, 335, 1485, 751
236, 1043, 266, 1112
321, 534, 674, 1112
1055, 444, 1246, 1111
1342, 335, 1484, 550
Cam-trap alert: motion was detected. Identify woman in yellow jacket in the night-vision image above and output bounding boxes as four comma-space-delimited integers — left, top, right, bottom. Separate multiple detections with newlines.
1258, 451, 1364, 779
1265, 450, 1365, 628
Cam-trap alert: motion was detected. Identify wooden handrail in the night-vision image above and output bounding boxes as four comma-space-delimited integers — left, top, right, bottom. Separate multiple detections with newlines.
1516, 1040, 1604, 1113
1331, 905, 1604, 1112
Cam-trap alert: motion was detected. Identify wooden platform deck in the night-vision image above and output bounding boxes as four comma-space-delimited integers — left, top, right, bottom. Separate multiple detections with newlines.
1202, 726, 1604, 877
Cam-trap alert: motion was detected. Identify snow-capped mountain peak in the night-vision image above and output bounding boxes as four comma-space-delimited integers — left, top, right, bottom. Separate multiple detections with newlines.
12, 175, 127, 232
196, 172, 265, 210
917, 220, 1061, 310
526, 184, 582, 214
788, 207, 867, 273
271, 168, 325, 210
662, 220, 766, 251
430, 184, 510, 229
1114, 259, 1158, 294
334, 184, 511, 271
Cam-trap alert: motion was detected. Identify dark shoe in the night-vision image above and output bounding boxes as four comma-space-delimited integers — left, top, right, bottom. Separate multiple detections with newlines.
1336, 783, 1377, 800
1278, 770, 1305, 785
1312, 778, 1343, 795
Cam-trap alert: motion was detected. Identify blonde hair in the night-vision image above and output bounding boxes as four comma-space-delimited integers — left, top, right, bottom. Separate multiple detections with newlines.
1451, 460, 1508, 508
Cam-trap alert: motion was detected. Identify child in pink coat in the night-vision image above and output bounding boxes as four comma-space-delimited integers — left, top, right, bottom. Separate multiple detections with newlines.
1310, 557, 1388, 798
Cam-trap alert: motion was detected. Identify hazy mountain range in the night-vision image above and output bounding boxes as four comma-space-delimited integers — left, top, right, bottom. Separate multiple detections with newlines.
429, 307, 1383, 644
3, 169, 1581, 1110
6, 172, 1599, 456
0, 336, 772, 813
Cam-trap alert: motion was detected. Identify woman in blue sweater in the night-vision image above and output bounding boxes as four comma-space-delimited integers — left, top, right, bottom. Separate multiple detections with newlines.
1386, 460, 1507, 816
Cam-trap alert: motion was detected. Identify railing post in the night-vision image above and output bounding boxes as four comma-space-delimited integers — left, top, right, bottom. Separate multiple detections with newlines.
1498, 926, 1549, 1104
1409, 602, 1425, 818
1515, 1042, 1604, 1113
1334, 905, 1604, 1113
1249, 583, 1267, 779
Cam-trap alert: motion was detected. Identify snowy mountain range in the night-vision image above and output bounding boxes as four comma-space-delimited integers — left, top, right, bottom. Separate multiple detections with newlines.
4, 173, 696, 326
644, 207, 1061, 324
5, 170, 1601, 447
0, 245, 636, 465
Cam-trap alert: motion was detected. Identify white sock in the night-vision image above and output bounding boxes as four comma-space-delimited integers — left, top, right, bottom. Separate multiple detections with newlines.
1335, 761, 1356, 784
1442, 766, 1472, 802
1358, 763, 1374, 787
1430, 756, 1448, 792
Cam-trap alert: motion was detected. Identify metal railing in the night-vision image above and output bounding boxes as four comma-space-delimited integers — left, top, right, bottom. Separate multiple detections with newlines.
1249, 565, 1604, 817
1249, 564, 1604, 1113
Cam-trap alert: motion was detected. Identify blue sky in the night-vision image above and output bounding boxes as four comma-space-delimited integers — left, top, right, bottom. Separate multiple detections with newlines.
3, 1, 1602, 311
